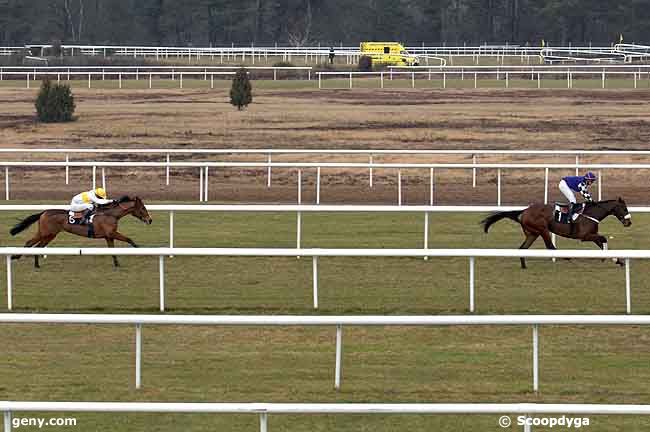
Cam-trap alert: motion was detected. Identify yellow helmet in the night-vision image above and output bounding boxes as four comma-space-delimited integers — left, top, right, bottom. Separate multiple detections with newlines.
95, 187, 107, 199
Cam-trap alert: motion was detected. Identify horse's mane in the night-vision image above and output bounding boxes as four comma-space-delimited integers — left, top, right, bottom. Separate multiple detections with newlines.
585, 198, 625, 210
100, 195, 135, 208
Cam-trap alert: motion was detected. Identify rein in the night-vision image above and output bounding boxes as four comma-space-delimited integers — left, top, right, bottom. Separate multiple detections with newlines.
582, 200, 627, 225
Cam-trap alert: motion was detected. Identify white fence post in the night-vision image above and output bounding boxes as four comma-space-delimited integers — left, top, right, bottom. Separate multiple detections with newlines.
296, 211, 301, 250
4, 411, 11, 432
169, 211, 174, 249
312, 256, 318, 309
316, 167, 321, 205
469, 257, 475, 312
497, 169, 502, 206
335, 324, 343, 389
533, 324, 539, 392
575, 155, 579, 176
65, 155, 69, 185
626, 259, 631, 314
544, 168, 549, 204
101, 168, 106, 192
204, 167, 209, 202
4, 167, 8, 201
423, 213, 429, 261
297, 170, 302, 204
260, 413, 268, 432
135, 323, 142, 389
166, 154, 170, 186
92, 166, 96, 190
199, 167, 204, 202
267, 154, 272, 188
369, 155, 373, 188
159, 256, 165, 312
598, 171, 602, 201
6, 255, 12, 311
472, 155, 477, 188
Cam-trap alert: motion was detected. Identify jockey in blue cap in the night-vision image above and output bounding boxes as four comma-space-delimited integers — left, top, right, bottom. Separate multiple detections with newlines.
559, 172, 596, 221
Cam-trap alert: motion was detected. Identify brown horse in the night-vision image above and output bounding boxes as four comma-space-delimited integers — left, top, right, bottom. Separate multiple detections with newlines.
481, 198, 632, 269
9, 196, 152, 268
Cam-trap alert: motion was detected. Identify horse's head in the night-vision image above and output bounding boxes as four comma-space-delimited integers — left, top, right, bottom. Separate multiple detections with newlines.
612, 197, 632, 227
132, 196, 152, 225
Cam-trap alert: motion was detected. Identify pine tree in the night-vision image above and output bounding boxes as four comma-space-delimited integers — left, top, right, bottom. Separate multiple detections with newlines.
35, 79, 76, 123
229, 68, 253, 111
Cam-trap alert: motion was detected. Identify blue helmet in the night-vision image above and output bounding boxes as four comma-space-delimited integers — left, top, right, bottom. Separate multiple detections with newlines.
584, 172, 597, 181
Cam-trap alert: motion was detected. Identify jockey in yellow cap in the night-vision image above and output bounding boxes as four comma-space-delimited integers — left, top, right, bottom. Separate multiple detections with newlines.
69, 188, 113, 222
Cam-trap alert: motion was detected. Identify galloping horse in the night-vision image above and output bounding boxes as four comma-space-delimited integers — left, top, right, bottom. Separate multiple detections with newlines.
9, 196, 152, 268
481, 198, 632, 269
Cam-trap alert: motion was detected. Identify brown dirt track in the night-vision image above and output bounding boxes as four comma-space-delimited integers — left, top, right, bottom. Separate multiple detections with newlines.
1, 86, 650, 205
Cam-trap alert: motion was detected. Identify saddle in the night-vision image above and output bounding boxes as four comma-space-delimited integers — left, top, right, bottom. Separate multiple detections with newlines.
554, 203, 584, 224
68, 211, 96, 238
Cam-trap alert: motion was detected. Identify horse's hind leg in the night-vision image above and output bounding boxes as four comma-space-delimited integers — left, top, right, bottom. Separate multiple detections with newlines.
518, 232, 539, 270
33, 234, 57, 269
12, 234, 42, 261
540, 230, 557, 250
106, 237, 120, 268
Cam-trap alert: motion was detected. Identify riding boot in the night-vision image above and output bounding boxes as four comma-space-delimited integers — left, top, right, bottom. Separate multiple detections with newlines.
566, 203, 575, 223
83, 209, 94, 225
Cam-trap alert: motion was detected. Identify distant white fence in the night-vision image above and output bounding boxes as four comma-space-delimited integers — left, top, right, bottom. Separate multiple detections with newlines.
1, 159, 647, 204
4, 402, 650, 432
2, 313, 649, 394
3, 202, 647, 267
316, 69, 650, 89
0, 67, 312, 89
1, 247, 643, 313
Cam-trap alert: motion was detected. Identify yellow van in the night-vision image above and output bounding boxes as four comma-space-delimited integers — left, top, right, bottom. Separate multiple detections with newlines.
360, 42, 419, 66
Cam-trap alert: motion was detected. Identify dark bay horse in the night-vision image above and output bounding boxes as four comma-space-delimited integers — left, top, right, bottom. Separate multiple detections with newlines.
481, 198, 632, 269
9, 196, 152, 268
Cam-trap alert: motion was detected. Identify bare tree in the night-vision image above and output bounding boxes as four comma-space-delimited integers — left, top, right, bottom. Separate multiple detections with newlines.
63, 0, 84, 41
287, 0, 312, 47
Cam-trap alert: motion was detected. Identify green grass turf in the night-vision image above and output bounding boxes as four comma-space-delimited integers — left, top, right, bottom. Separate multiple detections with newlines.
1, 207, 650, 431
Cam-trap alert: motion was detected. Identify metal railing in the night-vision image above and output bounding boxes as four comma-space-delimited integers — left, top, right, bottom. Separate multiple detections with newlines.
0, 247, 642, 313
2, 313, 649, 393
3, 401, 649, 432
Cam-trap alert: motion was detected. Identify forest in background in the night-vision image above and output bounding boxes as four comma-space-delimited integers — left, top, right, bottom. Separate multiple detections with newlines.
1, 0, 648, 47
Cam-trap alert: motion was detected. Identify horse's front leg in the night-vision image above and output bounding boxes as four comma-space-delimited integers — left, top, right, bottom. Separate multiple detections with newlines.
106, 237, 120, 268
111, 231, 139, 248
584, 234, 623, 266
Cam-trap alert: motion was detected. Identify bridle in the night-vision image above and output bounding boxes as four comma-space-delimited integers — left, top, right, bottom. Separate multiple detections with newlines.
582, 201, 630, 225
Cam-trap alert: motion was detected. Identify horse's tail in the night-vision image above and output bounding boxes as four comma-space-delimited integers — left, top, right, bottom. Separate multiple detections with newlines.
481, 210, 523, 233
10, 212, 44, 236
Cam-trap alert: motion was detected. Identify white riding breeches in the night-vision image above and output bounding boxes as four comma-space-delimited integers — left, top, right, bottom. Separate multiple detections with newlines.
69, 202, 94, 213
558, 180, 577, 204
